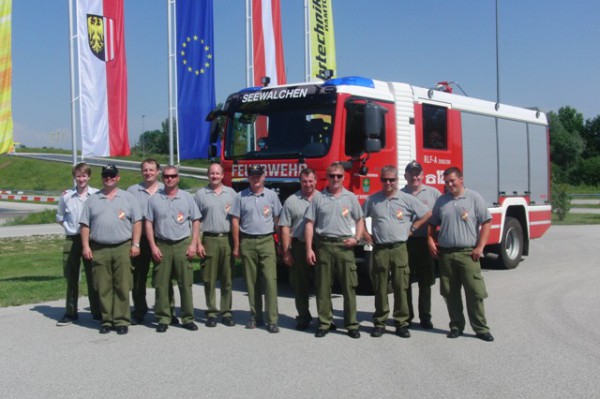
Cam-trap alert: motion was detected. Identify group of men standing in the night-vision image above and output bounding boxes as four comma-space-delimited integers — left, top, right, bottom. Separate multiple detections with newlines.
56, 159, 494, 342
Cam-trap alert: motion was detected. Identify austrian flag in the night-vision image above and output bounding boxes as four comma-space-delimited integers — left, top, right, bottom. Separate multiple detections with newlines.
77, 0, 129, 157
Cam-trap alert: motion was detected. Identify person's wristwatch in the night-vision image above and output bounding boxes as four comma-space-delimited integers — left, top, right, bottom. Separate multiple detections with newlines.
132, 242, 140, 248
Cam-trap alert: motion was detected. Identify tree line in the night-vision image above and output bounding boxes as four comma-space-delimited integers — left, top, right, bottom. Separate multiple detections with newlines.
549, 106, 600, 186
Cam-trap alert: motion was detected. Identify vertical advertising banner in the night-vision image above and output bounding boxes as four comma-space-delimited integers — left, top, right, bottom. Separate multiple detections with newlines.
176, 0, 215, 160
252, 0, 286, 86
77, 0, 129, 157
0, 0, 13, 154
309, 0, 336, 81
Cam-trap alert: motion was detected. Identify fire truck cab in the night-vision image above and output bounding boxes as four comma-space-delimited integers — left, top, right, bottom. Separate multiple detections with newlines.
213, 76, 551, 289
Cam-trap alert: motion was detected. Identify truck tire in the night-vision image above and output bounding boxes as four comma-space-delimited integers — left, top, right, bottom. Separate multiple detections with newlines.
497, 217, 523, 269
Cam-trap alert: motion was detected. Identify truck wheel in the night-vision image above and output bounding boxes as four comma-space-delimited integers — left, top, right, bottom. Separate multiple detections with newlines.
497, 217, 523, 269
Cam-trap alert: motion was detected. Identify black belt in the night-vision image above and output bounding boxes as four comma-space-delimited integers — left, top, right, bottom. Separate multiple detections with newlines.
374, 241, 405, 249
318, 235, 350, 243
66, 234, 81, 240
156, 237, 187, 245
203, 232, 229, 237
90, 239, 130, 247
241, 232, 273, 239
438, 246, 474, 253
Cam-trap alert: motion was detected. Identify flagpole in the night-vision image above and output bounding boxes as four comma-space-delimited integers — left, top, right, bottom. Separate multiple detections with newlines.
304, 0, 310, 82
167, 0, 176, 165
68, 0, 78, 165
245, 0, 252, 87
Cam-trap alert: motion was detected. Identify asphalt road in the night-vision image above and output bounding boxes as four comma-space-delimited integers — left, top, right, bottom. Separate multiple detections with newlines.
0, 225, 598, 398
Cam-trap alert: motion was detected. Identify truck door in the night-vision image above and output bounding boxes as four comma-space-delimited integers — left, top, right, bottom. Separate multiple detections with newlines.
415, 102, 463, 191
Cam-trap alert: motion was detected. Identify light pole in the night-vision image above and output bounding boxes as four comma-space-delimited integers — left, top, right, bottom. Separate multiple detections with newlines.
141, 114, 146, 159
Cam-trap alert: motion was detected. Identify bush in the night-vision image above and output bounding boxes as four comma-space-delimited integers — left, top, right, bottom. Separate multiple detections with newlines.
551, 184, 572, 221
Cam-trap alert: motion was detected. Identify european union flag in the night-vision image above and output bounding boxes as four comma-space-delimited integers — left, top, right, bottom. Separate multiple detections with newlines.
176, 0, 215, 160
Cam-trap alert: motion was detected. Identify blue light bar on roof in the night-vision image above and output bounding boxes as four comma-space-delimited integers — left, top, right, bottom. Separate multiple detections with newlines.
322, 76, 375, 88
240, 86, 263, 93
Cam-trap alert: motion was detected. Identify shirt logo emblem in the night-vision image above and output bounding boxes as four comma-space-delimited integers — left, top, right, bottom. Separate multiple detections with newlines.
396, 209, 403, 219
342, 207, 349, 218
461, 210, 469, 221
177, 212, 184, 223
118, 210, 125, 220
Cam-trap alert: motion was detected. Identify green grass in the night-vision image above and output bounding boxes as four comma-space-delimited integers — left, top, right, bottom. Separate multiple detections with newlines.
0, 155, 205, 194
552, 212, 600, 225
3, 209, 56, 226
570, 203, 600, 208
0, 235, 66, 307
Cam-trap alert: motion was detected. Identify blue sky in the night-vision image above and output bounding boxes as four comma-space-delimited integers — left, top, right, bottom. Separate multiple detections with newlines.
11, 0, 600, 149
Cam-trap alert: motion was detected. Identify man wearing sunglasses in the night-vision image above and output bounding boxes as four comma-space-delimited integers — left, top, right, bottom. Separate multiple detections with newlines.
80, 164, 142, 335
126, 158, 174, 326
305, 162, 364, 339
363, 165, 431, 338
145, 166, 201, 333
401, 161, 441, 330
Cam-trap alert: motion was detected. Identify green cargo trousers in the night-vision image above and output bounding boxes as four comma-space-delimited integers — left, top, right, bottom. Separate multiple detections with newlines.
240, 235, 278, 325
201, 235, 233, 319
371, 242, 410, 328
91, 241, 132, 327
406, 237, 435, 323
63, 235, 100, 318
154, 238, 195, 325
290, 238, 313, 323
438, 248, 490, 334
315, 240, 358, 331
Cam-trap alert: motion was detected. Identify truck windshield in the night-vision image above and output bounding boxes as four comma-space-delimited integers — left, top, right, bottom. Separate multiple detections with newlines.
223, 91, 336, 160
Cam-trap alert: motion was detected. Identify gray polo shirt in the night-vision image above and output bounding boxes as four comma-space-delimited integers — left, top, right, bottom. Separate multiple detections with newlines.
363, 190, 429, 244
194, 185, 236, 234
429, 189, 492, 248
127, 182, 164, 220
80, 189, 142, 245
146, 189, 201, 241
305, 187, 363, 238
56, 186, 99, 236
230, 187, 282, 235
278, 190, 321, 240
401, 184, 441, 238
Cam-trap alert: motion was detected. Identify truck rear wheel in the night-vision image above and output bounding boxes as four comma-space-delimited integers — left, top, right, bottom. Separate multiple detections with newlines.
497, 217, 523, 269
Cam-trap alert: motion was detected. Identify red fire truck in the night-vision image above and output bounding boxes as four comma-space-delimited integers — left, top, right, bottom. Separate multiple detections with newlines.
210, 76, 551, 288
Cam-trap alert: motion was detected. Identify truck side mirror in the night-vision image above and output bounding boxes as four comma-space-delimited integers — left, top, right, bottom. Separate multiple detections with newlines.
364, 102, 385, 138
364, 102, 386, 153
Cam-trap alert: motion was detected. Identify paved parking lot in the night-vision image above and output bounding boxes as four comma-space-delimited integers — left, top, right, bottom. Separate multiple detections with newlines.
1, 225, 599, 398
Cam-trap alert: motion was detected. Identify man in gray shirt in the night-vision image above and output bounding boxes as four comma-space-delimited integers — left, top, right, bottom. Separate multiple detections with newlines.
195, 162, 237, 327
363, 165, 431, 338
428, 166, 494, 342
401, 160, 441, 329
146, 165, 201, 333
126, 158, 167, 325
278, 168, 320, 331
231, 165, 282, 333
305, 162, 364, 339
80, 164, 142, 335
